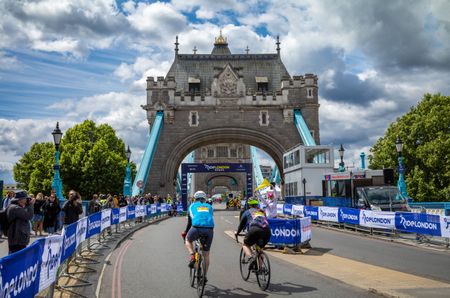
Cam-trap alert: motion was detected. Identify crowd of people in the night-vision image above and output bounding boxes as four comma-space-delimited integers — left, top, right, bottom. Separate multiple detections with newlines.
0, 189, 178, 255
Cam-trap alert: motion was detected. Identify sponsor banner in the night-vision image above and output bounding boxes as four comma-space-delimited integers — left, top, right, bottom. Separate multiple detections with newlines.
177, 204, 183, 212
292, 205, 304, 217
101, 209, 111, 231
300, 216, 312, 243
276, 204, 284, 215
111, 208, 120, 225
161, 203, 167, 212
360, 210, 395, 229
268, 218, 301, 245
0, 240, 41, 298
304, 206, 319, 220
138, 205, 147, 217
318, 207, 339, 222
119, 207, 127, 223
87, 212, 102, 238
60, 222, 77, 262
38, 235, 63, 292
75, 217, 88, 247
156, 204, 161, 214
165, 204, 173, 212
395, 213, 441, 236
339, 208, 360, 225
127, 206, 136, 220
151, 204, 157, 214
283, 204, 293, 216
440, 216, 450, 238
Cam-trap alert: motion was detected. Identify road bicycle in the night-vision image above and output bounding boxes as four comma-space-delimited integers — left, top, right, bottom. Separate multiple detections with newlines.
235, 233, 271, 290
189, 235, 207, 297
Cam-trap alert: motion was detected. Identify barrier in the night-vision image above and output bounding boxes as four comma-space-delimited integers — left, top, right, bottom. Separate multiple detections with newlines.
0, 203, 170, 297
274, 203, 450, 240
268, 217, 312, 246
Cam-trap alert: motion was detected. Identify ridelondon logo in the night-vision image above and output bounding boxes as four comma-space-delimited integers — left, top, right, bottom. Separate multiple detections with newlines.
399, 214, 438, 231
339, 209, 358, 221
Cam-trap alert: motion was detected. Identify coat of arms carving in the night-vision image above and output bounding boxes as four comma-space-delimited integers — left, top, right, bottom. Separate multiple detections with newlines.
219, 69, 237, 96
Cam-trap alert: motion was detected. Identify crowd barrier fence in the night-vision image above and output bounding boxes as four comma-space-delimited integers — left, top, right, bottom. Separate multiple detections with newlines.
0, 203, 173, 298
272, 203, 450, 246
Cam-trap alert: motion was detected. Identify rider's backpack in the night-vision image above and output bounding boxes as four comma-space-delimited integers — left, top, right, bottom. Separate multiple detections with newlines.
249, 209, 269, 229
0, 207, 10, 235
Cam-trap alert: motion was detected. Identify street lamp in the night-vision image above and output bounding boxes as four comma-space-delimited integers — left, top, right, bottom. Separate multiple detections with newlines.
51, 122, 64, 200
338, 144, 345, 172
123, 145, 132, 196
395, 136, 410, 201
302, 178, 307, 204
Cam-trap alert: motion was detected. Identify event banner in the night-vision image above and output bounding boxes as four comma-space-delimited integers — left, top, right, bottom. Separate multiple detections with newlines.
318, 207, 339, 223
177, 204, 184, 212
101, 209, 111, 231
0, 240, 41, 298
111, 208, 120, 225
292, 204, 304, 217
360, 210, 395, 229
300, 216, 312, 243
339, 208, 361, 225
283, 204, 293, 216
440, 216, 450, 238
276, 204, 284, 215
38, 235, 63, 292
60, 222, 77, 263
161, 203, 167, 213
304, 206, 319, 220
76, 217, 88, 247
151, 204, 157, 214
87, 212, 101, 238
127, 206, 136, 219
395, 213, 441, 236
156, 204, 161, 214
119, 207, 127, 223
268, 218, 301, 245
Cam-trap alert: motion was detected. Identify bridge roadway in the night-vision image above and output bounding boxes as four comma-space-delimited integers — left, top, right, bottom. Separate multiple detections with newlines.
98, 205, 450, 298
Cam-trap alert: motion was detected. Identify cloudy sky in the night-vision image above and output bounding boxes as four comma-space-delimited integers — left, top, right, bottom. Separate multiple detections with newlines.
1, 0, 450, 184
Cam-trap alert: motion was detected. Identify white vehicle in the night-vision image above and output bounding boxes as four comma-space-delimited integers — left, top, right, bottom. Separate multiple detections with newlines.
283, 145, 334, 203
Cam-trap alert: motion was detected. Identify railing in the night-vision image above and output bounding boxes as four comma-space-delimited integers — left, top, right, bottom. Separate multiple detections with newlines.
0, 203, 175, 298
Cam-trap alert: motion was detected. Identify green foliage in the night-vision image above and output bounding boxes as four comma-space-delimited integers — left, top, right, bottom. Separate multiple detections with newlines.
13, 120, 136, 199
369, 94, 450, 202
13, 142, 54, 194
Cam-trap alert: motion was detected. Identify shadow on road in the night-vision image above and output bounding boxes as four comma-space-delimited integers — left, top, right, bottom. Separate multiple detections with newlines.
203, 284, 269, 297
267, 282, 317, 295
303, 247, 333, 256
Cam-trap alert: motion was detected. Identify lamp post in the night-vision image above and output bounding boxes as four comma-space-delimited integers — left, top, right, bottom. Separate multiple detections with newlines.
302, 178, 307, 204
338, 144, 345, 172
395, 136, 409, 201
123, 145, 132, 196
51, 122, 64, 200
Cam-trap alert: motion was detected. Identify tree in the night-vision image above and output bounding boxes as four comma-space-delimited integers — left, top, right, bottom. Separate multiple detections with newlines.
13, 142, 54, 195
13, 120, 136, 199
369, 94, 450, 202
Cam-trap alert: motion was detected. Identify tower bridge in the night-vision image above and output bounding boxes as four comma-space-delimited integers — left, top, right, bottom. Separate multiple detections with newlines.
134, 32, 320, 204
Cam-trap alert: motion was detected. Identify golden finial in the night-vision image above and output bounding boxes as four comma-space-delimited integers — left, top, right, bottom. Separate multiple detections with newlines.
214, 30, 228, 45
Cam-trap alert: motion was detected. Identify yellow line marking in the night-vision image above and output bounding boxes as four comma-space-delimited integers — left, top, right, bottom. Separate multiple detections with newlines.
224, 231, 450, 297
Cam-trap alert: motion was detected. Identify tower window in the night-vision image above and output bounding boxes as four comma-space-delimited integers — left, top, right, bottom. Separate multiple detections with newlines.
189, 111, 199, 127
307, 87, 313, 98
259, 111, 269, 126
207, 148, 215, 158
216, 146, 228, 158
188, 77, 201, 93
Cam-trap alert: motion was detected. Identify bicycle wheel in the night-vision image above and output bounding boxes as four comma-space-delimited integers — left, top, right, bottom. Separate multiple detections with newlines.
196, 254, 206, 297
239, 248, 251, 281
190, 260, 196, 287
256, 251, 271, 291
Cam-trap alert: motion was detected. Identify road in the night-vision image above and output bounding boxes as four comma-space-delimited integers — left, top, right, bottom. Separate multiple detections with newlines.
98, 205, 450, 298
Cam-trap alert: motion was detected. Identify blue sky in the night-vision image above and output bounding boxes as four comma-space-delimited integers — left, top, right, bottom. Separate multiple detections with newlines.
1, 0, 450, 184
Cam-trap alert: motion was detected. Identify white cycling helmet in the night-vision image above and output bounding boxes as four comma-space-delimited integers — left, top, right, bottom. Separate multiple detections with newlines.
193, 190, 207, 201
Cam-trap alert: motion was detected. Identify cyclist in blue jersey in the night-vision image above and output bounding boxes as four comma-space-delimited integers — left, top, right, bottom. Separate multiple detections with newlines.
181, 190, 214, 273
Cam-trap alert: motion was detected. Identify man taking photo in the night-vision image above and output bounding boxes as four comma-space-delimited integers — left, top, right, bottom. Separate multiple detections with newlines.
7, 190, 35, 254
62, 190, 83, 225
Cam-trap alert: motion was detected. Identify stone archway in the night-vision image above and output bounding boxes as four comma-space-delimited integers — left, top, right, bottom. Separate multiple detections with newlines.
205, 174, 240, 194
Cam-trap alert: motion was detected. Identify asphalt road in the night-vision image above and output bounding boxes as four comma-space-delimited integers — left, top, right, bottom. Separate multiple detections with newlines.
99, 208, 379, 298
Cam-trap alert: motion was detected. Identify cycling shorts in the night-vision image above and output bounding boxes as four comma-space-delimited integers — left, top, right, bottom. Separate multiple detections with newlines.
186, 226, 214, 252
244, 226, 271, 248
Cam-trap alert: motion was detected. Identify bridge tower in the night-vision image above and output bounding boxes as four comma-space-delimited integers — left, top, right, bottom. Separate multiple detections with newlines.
140, 32, 320, 197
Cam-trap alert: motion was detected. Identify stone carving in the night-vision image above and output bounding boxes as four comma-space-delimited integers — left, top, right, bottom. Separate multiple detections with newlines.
219, 67, 237, 96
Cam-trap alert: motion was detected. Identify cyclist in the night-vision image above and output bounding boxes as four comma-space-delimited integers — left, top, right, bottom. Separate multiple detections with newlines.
235, 197, 270, 263
181, 190, 214, 274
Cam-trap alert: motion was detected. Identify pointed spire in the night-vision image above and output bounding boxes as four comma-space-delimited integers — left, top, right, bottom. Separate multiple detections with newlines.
245, 46, 249, 54
214, 29, 228, 45
174, 35, 179, 55
193, 46, 197, 54
276, 35, 280, 55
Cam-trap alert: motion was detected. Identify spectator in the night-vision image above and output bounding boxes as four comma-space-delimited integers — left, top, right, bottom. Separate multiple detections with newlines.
33, 192, 45, 236
43, 192, 61, 234
118, 195, 128, 207
7, 190, 35, 254
113, 195, 119, 208
89, 194, 101, 214
62, 190, 83, 225
3, 191, 14, 209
